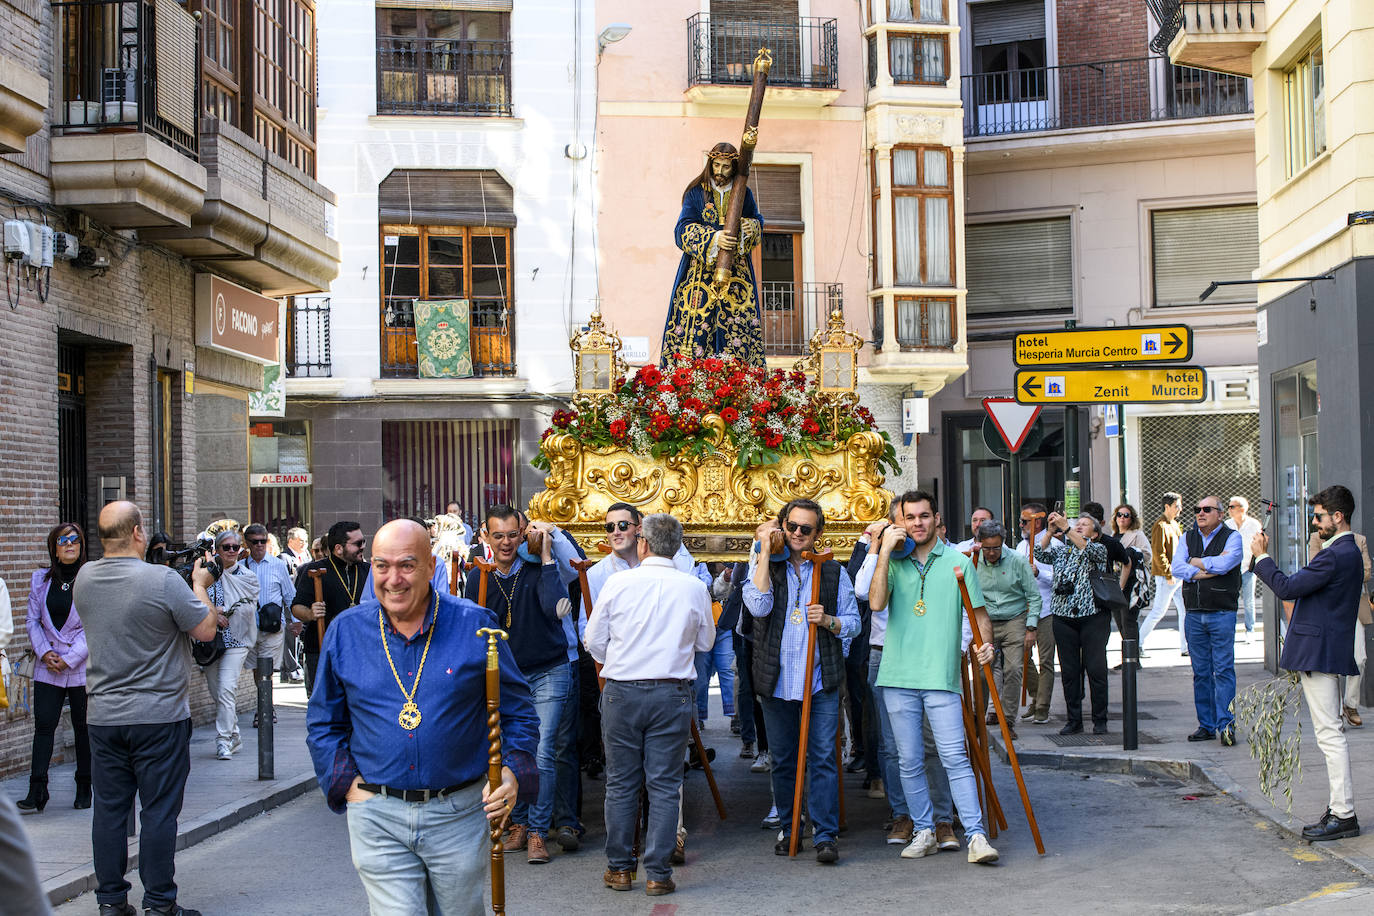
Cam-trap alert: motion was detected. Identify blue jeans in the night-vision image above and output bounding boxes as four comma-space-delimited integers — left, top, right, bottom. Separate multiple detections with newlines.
867, 649, 906, 818
512, 663, 570, 837
883, 688, 984, 837
346, 782, 488, 916
695, 630, 736, 721
732, 633, 758, 745
1185, 610, 1236, 733
760, 689, 840, 844
600, 679, 693, 882
1239, 570, 1256, 632
552, 659, 583, 833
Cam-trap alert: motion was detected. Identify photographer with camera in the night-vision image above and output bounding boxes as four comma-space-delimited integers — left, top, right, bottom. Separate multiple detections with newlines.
1035, 513, 1109, 736
191, 530, 260, 761
241, 523, 296, 724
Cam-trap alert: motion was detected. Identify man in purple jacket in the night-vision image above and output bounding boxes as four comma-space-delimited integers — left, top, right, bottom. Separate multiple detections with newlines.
1253, 484, 1363, 841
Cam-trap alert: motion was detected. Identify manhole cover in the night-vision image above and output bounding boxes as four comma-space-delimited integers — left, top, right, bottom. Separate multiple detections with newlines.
1046, 731, 1161, 746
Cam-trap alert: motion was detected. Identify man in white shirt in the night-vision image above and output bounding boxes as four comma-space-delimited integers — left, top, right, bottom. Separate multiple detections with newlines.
586, 513, 715, 898
954, 507, 995, 554
1226, 497, 1264, 643
1016, 503, 1061, 724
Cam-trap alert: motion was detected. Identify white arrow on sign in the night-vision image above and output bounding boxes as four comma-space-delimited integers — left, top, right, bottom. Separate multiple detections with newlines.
983, 397, 1043, 453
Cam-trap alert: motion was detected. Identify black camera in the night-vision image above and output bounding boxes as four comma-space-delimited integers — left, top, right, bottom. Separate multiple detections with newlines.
1053, 579, 1075, 597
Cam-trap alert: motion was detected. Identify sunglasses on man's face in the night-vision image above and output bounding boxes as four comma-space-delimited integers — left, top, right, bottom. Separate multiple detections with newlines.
247, 538, 268, 546
218, 544, 242, 553
784, 521, 815, 537
1194, 506, 1218, 514
56, 534, 81, 546
604, 520, 635, 533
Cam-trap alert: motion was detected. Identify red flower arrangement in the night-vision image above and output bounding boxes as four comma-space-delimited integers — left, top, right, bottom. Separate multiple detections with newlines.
537, 358, 898, 472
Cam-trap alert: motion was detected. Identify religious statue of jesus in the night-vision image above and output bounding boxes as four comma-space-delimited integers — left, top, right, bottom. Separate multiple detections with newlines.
660, 142, 765, 367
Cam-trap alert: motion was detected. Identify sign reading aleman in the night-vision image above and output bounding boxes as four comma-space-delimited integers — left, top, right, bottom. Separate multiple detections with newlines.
195, 274, 281, 364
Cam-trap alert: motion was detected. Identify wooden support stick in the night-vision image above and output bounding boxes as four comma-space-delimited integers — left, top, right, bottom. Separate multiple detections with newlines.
477, 627, 509, 914
308, 569, 326, 645
958, 678, 1007, 832
691, 716, 727, 820
789, 549, 833, 857
449, 555, 460, 596
955, 566, 1046, 854
470, 557, 496, 609
960, 661, 994, 837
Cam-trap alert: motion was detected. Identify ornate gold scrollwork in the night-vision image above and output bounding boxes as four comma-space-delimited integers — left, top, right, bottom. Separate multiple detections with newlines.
664, 455, 698, 506
766, 460, 843, 504
586, 462, 664, 503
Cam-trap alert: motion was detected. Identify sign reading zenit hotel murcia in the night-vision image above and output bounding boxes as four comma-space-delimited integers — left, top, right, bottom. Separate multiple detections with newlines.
195, 274, 281, 364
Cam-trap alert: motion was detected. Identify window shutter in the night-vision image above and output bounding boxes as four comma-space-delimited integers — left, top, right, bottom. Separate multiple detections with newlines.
971, 0, 1045, 46
966, 217, 1071, 315
379, 169, 516, 227
747, 165, 803, 232
1152, 206, 1259, 306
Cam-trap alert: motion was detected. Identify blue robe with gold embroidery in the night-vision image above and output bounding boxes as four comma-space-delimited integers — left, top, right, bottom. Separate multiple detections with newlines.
661, 183, 764, 366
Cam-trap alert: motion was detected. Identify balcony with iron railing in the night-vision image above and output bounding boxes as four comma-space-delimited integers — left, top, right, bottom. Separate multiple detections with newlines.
761, 281, 842, 358
286, 297, 331, 377
872, 296, 956, 352
49, 0, 208, 228
961, 55, 1251, 138
686, 13, 839, 100
381, 300, 516, 379
377, 36, 512, 117
1149, 0, 1267, 77
867, 293, 966, 388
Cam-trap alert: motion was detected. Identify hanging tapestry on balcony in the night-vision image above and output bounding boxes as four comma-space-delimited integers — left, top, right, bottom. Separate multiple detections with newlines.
415, 299, 474, 378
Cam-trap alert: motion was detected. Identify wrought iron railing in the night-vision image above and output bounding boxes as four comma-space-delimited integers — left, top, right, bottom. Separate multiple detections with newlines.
51, 0, 200, 159
381, 300, 516, 378
1148, 1, 1264, 54
962, 55, 1251, 137
895, 297, 955, 350
377, 36, 512, 116
760, 281, 841, 357
687, 14, 838, 89
285, 297, 331, 377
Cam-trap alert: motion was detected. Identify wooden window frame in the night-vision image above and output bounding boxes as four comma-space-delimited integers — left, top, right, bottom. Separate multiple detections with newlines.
1282, 36, 1325, 177
379, 224, 515, 377
889, 145, 955, 287
886, 0, 947, 23
887, 32, 949, 86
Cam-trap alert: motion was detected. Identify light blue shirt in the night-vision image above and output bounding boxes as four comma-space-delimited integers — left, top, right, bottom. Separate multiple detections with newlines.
742, 560, 860, 701
241, 553, 295, 627
1171, 525, 1243, 581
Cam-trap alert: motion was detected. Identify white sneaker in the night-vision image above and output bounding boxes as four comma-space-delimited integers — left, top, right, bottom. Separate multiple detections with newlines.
230, 734, 243, 755
866, 778, 886, 800
967, 833, 999, 864
900, 829, 938, 859
215, 742, 232, 761
750, 751, 773, 773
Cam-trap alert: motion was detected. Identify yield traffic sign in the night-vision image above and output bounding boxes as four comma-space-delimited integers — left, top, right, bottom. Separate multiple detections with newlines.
1014, 324, 1192, 367
982, 398, 1042, 453
1015, 366, 1208, 405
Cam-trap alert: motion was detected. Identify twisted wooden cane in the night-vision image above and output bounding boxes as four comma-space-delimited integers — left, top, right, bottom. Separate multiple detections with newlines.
477, 627, 509, 914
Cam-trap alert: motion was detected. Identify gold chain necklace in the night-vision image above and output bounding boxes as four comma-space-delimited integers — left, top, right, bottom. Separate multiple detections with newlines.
379, 594, 436, 731
491, 564, 521, 628
329, 555, 362, 606
908, 554, 933, 616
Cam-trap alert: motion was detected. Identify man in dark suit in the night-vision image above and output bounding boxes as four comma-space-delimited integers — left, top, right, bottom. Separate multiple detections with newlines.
1252, 484, 1363, 841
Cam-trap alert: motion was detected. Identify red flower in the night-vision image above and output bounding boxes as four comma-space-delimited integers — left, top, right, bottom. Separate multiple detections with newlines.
704, 357, 724, 374
609, 419, 628, 439
721, 407, 740, 423
803, 418, 821, 435
764, 432, 784, 448
657, 384, 675, 395
638, 366, 663, 388
715, 385, 733, 400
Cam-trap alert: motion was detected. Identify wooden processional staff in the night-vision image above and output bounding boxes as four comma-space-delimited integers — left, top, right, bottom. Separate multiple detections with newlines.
476, 626, 509, 915
308, 569, 326, 645
954, 566, 1046, 854
788, 548, 833, 857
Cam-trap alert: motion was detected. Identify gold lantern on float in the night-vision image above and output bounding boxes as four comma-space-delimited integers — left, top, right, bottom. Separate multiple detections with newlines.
570, 311, 622, 396
801, 306, 864, 429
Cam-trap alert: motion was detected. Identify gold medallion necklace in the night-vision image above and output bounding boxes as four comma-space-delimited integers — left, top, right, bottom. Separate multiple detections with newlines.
379, 594, 437, 731
909, 554, 932, 616
329, 555, 362, 607
492, 564, 521, 628
788, 565, 806, 625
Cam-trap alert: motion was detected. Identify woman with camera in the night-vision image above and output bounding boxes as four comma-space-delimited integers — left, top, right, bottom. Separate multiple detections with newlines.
19, 523, 92, 813
1035, 513, 1110, 737
191, 530, 259, 761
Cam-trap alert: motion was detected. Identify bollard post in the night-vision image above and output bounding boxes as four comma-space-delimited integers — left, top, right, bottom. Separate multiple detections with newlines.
256, 655, 275, 780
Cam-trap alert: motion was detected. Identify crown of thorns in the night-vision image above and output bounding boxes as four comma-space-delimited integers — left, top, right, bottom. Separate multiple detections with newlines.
707, 147, 739, 162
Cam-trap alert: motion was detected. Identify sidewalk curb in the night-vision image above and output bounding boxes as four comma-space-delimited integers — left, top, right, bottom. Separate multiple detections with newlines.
43, 770, 318, 907
989, 738, 1374, 879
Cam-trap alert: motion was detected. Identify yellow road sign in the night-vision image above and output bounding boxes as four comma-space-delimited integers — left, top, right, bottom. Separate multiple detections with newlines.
1015, 367, 1208, 405
1014, 324, 1192, 366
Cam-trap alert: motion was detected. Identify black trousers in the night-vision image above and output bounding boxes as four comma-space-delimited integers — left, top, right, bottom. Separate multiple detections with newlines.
576, 646, 602, 768
90, 718, 192, 909
31, 680, 90, 785
1054, 612, 1111, 728
304, 651, 320, 698
733, 634, 767, 752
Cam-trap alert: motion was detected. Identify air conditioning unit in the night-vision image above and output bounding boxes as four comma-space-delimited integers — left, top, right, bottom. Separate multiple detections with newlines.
27, 223, 54, 269
3, 220, 31, 262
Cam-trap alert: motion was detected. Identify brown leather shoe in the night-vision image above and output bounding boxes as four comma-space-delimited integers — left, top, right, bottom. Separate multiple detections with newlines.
670, 834, 686, 865
885, 814, 914, 845
502, 823, 527, 852
526, 833, 550, 864
1345, 706, 1363, 727
603, 869, 632, 891
935, 821, 960, 851
646, 879, 676, 896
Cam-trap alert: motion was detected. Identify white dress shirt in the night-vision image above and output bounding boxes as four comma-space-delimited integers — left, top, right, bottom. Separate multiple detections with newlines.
585, 556, 715, 681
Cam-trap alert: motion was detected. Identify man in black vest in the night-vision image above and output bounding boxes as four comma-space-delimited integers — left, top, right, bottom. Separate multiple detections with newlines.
1171, 495, 1244, 744
742, 499, 860, 863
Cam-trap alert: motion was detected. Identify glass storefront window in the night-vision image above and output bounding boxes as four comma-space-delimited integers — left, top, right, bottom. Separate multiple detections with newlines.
1272, 363, 1318, 572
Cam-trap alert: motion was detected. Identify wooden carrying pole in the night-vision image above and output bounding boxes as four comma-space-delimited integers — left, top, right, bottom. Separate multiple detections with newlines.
712, 48, 773, 290
470, 557, 496, 609
477, 627, 509, 915
308, 569, 326, 645
960, 661, 1006, 833
954, 567, 1046, 854
450, 556, 460, 596
788, 548, 833, 857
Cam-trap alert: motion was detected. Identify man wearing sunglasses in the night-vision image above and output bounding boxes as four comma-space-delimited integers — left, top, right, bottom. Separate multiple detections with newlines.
241, 523, 295, 717
1171, 495, 1244, 745
743, 498, 860, 863
291, 521, 369, 698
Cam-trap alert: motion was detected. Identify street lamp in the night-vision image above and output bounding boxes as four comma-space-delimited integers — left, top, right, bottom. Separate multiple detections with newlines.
597, 23, 632, 58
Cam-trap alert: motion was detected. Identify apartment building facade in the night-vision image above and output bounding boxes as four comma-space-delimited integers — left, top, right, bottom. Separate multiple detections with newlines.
282, 0, 597, 538
918, 0, 1262, 542
0, 0, 338, 774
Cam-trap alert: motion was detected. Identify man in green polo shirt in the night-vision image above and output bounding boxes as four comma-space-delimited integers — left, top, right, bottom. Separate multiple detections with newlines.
972, 521, 1041, 740
870, 489, 998, 865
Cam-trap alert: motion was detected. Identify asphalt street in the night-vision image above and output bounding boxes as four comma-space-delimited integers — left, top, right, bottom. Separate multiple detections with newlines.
54, 715, 1370, 915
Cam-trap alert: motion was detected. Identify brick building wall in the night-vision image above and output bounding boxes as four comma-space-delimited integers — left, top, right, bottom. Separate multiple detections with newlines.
1055, 0, 1148, 65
